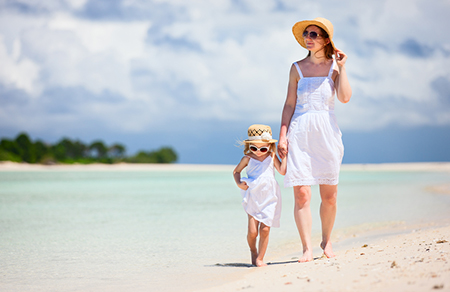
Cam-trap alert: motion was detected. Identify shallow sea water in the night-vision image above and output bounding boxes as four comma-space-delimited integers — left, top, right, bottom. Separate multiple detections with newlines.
1, 167, 449, 291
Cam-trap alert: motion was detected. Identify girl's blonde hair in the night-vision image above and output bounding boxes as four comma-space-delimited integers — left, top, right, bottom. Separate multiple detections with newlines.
243, 142, 277, 155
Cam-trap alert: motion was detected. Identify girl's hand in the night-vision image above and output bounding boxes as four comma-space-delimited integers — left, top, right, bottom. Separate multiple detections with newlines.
238, 181, 249, 191
277, 137, 288, 159
334, 48, 347, 68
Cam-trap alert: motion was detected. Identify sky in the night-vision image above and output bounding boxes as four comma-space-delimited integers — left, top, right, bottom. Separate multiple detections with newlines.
0, 0, 449, 164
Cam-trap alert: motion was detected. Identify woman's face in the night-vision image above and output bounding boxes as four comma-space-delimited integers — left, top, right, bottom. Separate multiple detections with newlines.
303, 25, 328, 51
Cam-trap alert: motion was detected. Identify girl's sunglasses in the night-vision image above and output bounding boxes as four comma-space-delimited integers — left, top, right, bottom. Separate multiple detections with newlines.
302, 31, 321, 40
249, 145, 269, 153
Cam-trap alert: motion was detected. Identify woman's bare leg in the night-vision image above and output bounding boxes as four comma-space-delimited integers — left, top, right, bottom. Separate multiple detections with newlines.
255, 223, 270, 267
247, 215, 259, 265
293, 185, 313, 262
319, 184, 338, 258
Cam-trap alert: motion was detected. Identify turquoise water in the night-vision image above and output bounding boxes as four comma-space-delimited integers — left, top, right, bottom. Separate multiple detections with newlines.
1, 168, 449, 291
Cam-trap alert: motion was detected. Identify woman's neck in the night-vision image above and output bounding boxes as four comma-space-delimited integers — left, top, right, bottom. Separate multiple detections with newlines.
309, 50, 328, 65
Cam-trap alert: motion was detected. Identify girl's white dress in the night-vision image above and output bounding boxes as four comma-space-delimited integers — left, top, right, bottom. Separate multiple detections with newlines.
241, 155, 282, 228
284, 60, 344, 187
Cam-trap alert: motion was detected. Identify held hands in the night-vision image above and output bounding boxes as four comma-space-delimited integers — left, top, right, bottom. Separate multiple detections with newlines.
277, 138, 288, 159
334, 48, 347, 68
238, 181, 249, 191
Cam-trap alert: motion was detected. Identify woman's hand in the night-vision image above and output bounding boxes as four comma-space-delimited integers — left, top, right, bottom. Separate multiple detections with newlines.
277, 137, 288, 159
334, 48, 347, 68
238, 181, 249, 191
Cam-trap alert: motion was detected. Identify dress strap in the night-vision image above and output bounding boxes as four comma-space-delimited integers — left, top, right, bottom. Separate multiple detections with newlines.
293, 62, 304, 78
327, 59, 336, 78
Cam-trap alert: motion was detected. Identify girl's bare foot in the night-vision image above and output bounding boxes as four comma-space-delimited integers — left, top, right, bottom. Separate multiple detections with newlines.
298, 249, 313, 263
251, 251, 258, 266
256, 259, 267, 267
320, 241, 336, 258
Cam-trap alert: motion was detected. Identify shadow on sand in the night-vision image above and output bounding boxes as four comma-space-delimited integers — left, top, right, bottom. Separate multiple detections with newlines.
210, 260, 297, 268
210, 256, 325, 268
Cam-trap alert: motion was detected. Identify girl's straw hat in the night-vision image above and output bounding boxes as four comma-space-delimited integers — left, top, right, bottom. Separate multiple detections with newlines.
292, 17, 336, 51
244, 124, 277, 144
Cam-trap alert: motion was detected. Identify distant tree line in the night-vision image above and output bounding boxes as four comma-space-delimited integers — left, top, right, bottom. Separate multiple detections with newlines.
0, 133, 177, 164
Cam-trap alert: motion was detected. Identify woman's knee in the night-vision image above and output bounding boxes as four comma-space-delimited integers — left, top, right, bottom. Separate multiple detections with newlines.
320, 185, 338, 206
294, 186, 311, 207
323, 195, 337, 206
321, 192, 337, 206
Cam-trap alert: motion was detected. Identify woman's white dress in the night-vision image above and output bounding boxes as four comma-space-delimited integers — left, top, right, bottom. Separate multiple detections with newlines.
241, 155, 282, 228
284, 60, 344, 187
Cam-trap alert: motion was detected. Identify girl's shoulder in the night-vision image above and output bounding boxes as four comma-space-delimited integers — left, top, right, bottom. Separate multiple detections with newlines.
244, 154, 255, 161
241, 155, 251, 162
235, 155, 251, 170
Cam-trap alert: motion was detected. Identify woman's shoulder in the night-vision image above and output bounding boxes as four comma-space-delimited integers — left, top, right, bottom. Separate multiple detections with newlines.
292, 58, 306, 67
297, 57, 308, 64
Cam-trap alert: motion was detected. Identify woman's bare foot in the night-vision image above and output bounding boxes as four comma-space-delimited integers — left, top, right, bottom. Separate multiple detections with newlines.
256, 259, 267, 267
320, 241, 336, 258
251, 251, 258, 266
298, 249, 313, 263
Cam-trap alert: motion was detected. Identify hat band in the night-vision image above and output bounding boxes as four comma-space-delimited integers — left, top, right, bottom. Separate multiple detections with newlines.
247, 133, 273, 141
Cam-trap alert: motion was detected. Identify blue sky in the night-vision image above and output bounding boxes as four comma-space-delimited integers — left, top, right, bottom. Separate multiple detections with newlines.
0, 0, 449, 164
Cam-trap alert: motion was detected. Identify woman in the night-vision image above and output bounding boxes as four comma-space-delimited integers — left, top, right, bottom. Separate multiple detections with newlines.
278, 17, 352, 262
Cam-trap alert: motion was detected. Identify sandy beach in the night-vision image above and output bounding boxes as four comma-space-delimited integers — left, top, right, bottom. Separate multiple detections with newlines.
1, 161, 449, 292
1, 161, 450, 172
201, 223, 450, 292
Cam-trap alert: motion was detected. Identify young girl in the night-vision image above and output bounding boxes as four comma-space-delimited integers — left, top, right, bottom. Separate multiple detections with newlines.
233, 124, 287, 267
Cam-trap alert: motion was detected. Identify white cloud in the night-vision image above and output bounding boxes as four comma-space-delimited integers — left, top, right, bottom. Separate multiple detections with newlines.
0, 35, 41, 95
65, 0, 89, 10
0, 0, 449, 138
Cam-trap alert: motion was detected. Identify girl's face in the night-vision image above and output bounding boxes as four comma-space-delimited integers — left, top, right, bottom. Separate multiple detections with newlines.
303, 25, 328, 51
249, 143, 270, 157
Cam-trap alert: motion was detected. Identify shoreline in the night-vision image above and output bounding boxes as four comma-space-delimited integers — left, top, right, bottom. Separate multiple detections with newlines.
1, 161, 450, 172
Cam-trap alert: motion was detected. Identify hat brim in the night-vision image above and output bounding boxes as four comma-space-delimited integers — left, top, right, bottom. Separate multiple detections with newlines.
244, 139, 278, 144
292, 20, 336, 51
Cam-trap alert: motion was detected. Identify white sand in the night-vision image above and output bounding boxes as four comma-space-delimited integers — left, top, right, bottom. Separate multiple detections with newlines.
1, 161, 450, 172
200, 224, 450, 292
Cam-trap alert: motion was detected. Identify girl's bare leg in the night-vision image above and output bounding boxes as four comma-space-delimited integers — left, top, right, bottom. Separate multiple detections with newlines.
293, 185, 313, 262
319, 184, 338, 258
255, 223, 270, 267
247, 215, 259, 266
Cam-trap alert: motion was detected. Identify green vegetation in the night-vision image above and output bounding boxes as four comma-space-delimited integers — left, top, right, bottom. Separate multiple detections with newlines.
126, 147, 178, 164
0, 132, 177, 164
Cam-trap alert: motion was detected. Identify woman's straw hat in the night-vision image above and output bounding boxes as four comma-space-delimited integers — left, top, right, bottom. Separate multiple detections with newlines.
244, 124, 277, 144
292, 17, 336, 51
